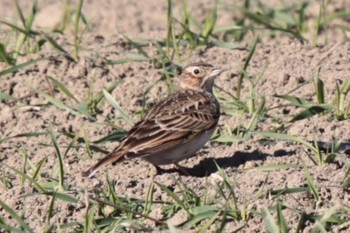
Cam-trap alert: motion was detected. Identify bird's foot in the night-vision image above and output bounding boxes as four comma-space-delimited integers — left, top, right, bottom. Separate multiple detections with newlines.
174, 163, 192, 176
153, 164, 192, 176
154, 165, 167, 175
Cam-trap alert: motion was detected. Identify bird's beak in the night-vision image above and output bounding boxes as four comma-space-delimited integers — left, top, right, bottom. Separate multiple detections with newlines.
209, 68, 229, 78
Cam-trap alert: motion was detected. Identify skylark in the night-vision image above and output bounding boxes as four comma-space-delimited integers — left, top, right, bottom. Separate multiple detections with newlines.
83, 63, 227, 178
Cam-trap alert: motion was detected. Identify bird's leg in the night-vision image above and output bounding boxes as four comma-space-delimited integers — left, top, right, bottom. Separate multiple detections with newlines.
174, 163, 191, 176
154, 165, 166, 175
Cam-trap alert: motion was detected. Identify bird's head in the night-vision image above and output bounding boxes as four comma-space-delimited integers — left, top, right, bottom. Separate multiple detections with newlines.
179, 63, 227, 93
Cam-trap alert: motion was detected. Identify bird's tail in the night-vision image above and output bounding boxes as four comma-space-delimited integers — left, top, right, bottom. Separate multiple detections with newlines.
82, 151, 125, 178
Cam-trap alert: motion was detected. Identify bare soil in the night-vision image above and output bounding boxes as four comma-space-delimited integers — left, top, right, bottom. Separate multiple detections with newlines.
1, 0, 350, 232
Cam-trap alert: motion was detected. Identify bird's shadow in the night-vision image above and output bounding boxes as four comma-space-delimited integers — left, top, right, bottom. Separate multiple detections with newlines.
164, 149, 271, 178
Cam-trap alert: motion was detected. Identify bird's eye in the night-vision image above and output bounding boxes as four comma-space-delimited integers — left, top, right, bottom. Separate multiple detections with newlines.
193, 69, 200, 75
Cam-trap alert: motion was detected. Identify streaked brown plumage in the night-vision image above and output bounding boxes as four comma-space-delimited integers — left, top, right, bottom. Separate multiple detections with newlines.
83, 63, 227, 178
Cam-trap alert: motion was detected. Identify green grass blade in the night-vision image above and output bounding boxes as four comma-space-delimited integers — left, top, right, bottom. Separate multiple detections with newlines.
32, 158, 46, 180
73, 0, 84, 61
320, 11, 350, 26
237, 36, 258, 99
0, 221, 27, 233
201, 1, 217, 40
18, 148, 28, 186
143, 182, 155, 215
44, 193, 56, 232
290, 104, 333, 122
5, 165, 45, 192
46, 76, 79, 103
49, 125, 65, 191
276, 202, 288, 233
63, 131, 80, 161
0, 91, 17, 100
314, 69, 325, 104
83, 127, 92, 159
13, 0, 38, 60
271, 187, 309, 197
0, 199, 33, 233
304, 169, 319, 201
211, 41, 241, 49
167, 222, 178, 233
83, 204, 95, 233
104, 53, 150, 65
246, 97, 265, 133
0, 43, 15, 65
24, 0, 38, 30
92, 131, 126, 144
0, 20, 36, 36
19, 192, 79, 204
166, 0, 173, 57
197, 211, 221, 233
39, 92, 81, 116
95, 81, 120, 106
274, 95, 313, 107
48, 192, 79, 203
238, 7, 270, 26
0, 57, 48, 77
181, 210, 218, 227
252, 131, 318, 155
14, 0, 26, 28
0, 132, 48, 144
263, 207, 279, 233
80, 12, 91, 29
336, 79, 350, 119
44, 35, 73, 60
103, 89, 134, 126
213, 24, 242, 33
190, 205, 218, 215
237, 6, 304, 40
163, 63, 175, 93
212, 134, 243, 143
122, 36, 150, 58
216, 211, 229, 233
155, 181, 190, 215
251, 163, 302, 172
340, 79, 350, 94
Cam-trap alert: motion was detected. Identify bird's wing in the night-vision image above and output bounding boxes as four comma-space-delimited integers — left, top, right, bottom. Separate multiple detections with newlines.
120, 90, 220, 156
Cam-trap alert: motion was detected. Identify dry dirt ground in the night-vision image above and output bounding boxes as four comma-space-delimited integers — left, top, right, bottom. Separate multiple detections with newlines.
1, 0, 350, 232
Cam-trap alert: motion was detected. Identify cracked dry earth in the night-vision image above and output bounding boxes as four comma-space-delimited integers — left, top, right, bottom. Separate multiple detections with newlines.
1, 0, 350, 232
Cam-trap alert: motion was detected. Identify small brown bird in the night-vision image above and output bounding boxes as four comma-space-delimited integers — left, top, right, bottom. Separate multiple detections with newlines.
83, 63, 227, 178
